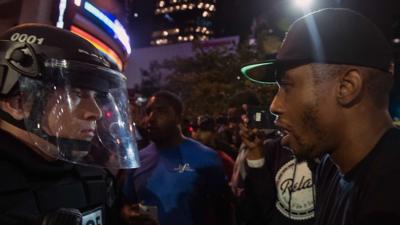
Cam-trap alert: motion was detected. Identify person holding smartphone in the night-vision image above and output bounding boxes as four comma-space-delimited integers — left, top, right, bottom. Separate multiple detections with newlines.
238, 127, 315, 225
230, 90, 315, 225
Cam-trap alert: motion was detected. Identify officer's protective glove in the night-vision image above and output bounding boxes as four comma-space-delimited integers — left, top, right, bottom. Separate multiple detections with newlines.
41, 208, 82, 225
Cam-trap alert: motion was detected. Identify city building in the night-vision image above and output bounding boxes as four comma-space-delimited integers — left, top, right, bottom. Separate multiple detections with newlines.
151, 0, 217, 45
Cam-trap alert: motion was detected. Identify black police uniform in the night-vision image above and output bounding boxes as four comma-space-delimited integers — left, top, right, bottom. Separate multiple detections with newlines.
0, 129, 119, 225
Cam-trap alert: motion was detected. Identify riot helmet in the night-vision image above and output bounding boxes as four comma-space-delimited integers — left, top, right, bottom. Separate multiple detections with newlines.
0, 24, 139, 169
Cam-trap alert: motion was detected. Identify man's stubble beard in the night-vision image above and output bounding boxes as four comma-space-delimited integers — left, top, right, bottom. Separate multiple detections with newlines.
293, 100, 328, 162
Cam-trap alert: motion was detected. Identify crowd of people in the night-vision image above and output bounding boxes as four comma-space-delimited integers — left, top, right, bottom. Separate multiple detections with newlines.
118, 87, 313, 225
1, 7, 400, 225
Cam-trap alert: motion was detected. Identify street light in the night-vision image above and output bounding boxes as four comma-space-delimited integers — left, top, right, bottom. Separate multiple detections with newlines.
293, 0, 312, 10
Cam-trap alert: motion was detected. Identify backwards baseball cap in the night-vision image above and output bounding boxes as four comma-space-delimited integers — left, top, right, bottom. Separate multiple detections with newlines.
241, 8, 393, 84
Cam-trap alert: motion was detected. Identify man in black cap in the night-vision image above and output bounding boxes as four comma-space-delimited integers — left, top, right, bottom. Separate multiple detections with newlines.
0, 24, 142, 225
241, 8, 399, 225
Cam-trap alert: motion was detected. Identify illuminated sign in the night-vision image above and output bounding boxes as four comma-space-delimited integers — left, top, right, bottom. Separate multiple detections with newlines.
83, 1, 131, 55
71, 25, 123, 71
56, 0, 68, 28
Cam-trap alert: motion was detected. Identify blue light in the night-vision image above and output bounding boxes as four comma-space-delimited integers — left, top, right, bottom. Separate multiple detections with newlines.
84, 2, 131, 55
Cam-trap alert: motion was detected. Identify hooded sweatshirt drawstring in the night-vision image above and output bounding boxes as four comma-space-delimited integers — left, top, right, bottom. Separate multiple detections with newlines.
288, 157, 298, 219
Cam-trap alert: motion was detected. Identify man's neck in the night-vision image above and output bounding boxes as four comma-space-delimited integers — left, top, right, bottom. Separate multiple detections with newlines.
331, 111, 394, 174
155, 132, 184, 149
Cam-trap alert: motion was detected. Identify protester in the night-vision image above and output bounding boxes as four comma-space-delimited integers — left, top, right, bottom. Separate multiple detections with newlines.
121, 91, 233, 225
228, 89, 314, 225
227, 91, 256, 225
230, 90, 263, 198
194, 115, 235, 179
237, 133, 315, 225
225, 90, 261, 152
241, 8, 399, 225
0, 24, 140, 225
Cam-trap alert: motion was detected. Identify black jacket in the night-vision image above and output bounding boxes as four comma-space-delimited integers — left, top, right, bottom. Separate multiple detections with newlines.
0, 129, 119, 225
314, 128, 400, 225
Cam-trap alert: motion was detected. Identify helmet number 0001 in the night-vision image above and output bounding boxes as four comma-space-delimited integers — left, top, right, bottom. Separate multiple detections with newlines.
10, 33, 44, 45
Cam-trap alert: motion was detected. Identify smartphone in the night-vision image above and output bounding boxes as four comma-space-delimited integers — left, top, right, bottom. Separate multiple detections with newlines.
246, 106, 276, 130
139, 203, 158, 222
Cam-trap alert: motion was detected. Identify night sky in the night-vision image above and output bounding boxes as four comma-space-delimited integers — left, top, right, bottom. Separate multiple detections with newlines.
126, 0, 400, 48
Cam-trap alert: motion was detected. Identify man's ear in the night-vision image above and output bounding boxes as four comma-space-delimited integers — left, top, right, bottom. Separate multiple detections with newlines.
0, 96, 26, 120
336, 69, 363, 107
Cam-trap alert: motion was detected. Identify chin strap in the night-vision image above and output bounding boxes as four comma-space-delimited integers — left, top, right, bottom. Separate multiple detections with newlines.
0, 109, 26, 130
47, 136, 92, 160
0, 108, 92, 159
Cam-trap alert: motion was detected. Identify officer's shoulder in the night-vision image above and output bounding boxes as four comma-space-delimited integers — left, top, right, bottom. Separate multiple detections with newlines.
0, 159, 29, 193
74, 164, 109, 179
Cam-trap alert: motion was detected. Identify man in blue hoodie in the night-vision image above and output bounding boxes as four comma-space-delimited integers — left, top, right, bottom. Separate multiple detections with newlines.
122, 91, 233, 225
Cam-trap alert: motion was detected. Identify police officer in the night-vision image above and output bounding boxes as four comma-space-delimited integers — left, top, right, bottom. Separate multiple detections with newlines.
0, 24, 140, 225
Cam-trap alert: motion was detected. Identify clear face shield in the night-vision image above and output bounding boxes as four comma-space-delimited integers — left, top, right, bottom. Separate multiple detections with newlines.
18, 59, 140, 169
